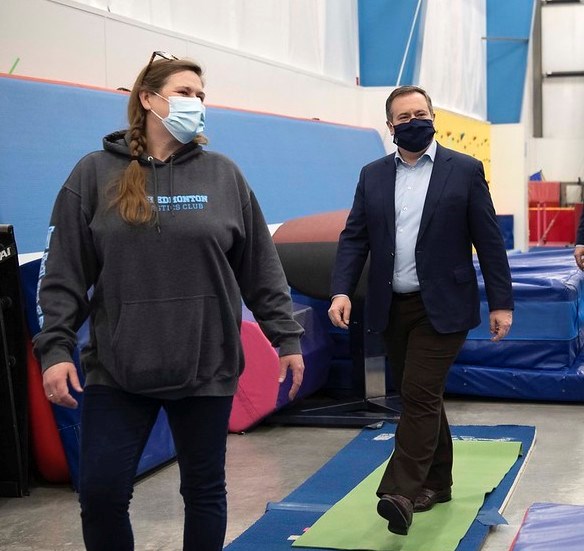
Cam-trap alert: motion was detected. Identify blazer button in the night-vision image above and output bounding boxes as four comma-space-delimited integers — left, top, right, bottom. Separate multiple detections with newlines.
388, 281, 392, 285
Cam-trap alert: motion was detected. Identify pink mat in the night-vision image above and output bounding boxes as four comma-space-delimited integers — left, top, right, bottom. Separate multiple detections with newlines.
229, 321, 280, 433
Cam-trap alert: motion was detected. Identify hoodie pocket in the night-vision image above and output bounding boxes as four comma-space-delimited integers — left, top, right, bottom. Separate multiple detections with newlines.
111, 295, 223, 394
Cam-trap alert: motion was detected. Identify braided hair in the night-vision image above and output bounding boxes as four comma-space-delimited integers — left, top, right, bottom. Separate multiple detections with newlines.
110, 58, 206, 224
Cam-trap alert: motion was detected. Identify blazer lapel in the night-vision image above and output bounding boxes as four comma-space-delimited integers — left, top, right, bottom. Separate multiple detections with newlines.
383, 154, 397, 240
417, 144, 452, 243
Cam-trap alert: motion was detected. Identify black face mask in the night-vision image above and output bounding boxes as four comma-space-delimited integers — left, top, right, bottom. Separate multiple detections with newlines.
392, 118, 435, 153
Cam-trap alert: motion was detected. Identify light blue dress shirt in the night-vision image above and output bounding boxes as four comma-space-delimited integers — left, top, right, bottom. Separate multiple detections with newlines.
392, 140, 437, 293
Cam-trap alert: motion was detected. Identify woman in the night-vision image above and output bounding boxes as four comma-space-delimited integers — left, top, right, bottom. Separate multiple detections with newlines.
33, 52, 305, 551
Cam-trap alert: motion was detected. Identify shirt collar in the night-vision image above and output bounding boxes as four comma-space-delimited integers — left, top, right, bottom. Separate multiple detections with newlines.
395, 139, 437, 167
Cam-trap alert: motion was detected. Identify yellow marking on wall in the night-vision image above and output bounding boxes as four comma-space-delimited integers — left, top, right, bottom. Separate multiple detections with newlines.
434, 109, 491, 185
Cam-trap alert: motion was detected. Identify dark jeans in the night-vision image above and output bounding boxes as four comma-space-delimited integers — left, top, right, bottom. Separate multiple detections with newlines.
79, 385, 233, 551
377, 293, 468, 500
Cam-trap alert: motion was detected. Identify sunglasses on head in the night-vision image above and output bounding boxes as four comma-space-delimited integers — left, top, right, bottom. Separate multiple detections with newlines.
141, 50, 179, 83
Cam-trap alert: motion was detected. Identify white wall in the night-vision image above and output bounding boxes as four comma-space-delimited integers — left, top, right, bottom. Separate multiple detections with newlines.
525, 2, 584, 185
359, 87, 397, 153
541, 3, 584, 140
491, 125, 529, 251
0, 0, 365, 126
65, 0, 360, 84
418, 0, 487, 120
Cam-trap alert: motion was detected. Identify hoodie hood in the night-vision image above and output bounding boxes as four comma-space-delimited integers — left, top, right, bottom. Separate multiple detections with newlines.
103, 130, 203, 165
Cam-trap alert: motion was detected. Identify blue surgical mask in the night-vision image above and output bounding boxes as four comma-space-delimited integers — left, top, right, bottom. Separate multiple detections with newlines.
151, 93, 206, 144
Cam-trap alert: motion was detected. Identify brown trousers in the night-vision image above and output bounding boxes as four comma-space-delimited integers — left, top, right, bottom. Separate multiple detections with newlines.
376, 292, 468, 500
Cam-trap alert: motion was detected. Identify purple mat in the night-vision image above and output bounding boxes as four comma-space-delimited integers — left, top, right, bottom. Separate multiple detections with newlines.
510, 502, 584, 550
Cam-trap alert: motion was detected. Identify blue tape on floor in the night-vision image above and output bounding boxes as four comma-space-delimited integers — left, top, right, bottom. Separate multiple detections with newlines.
265, 502, 331, 514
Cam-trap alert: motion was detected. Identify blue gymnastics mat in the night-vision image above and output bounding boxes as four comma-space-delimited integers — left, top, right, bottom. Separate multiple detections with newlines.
225, 424, 536, 551
510, 502, 584, 551
448, 248, 584, 402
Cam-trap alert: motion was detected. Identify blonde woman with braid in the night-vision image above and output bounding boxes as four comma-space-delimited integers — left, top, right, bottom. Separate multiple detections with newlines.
33, 52, 305, 551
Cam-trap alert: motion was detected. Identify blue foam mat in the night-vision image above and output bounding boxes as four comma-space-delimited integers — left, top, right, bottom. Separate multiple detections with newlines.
225, 424, 536, 551
445, 249, 584, 400
511, 502, 584, 551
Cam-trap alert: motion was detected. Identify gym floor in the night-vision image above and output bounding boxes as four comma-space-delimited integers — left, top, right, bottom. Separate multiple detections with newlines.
0, 397, 581, 550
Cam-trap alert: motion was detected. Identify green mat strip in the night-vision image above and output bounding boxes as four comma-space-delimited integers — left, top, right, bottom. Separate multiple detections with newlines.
293, 440, 521, 551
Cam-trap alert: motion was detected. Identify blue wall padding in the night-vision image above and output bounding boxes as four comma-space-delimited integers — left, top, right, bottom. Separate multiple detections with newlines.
357, 0, 423, 86
511, 503, 584, 551
0, 77, 128, 254
0, 75, 385, 254
205, 109, 386, 225
487, 0, 535, 123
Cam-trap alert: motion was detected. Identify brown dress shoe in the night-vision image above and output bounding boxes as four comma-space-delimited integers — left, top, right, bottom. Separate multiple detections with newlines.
413, 488, 452, 513
377, 494, 413, 535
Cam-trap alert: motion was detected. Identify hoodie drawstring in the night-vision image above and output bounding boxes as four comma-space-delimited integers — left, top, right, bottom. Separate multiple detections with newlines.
148, 156, 161, 234
169, 155, 176, 217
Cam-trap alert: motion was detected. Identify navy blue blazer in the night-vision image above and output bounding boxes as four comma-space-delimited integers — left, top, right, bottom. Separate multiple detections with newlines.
330, 143, 514, 334
576, 209, 584, 245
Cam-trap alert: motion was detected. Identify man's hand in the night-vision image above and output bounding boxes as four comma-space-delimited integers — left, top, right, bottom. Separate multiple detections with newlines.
574, 246, 584, 270
489, 310, 513, 342
43, 362, 83, 408
328, 296, 352, 329
279, 354, 304, 400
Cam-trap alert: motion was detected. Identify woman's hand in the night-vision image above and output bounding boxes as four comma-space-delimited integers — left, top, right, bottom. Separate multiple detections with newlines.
278, 354, 305, 400
43, 362, 83, 408
574, 245, 584, 270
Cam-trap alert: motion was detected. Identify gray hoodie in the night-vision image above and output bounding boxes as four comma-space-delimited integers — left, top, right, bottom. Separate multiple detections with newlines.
33, 130, 303, 399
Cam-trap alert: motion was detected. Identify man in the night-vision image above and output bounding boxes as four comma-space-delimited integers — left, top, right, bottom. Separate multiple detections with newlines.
328, 86, 513, 536
574, 210, 584, 270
